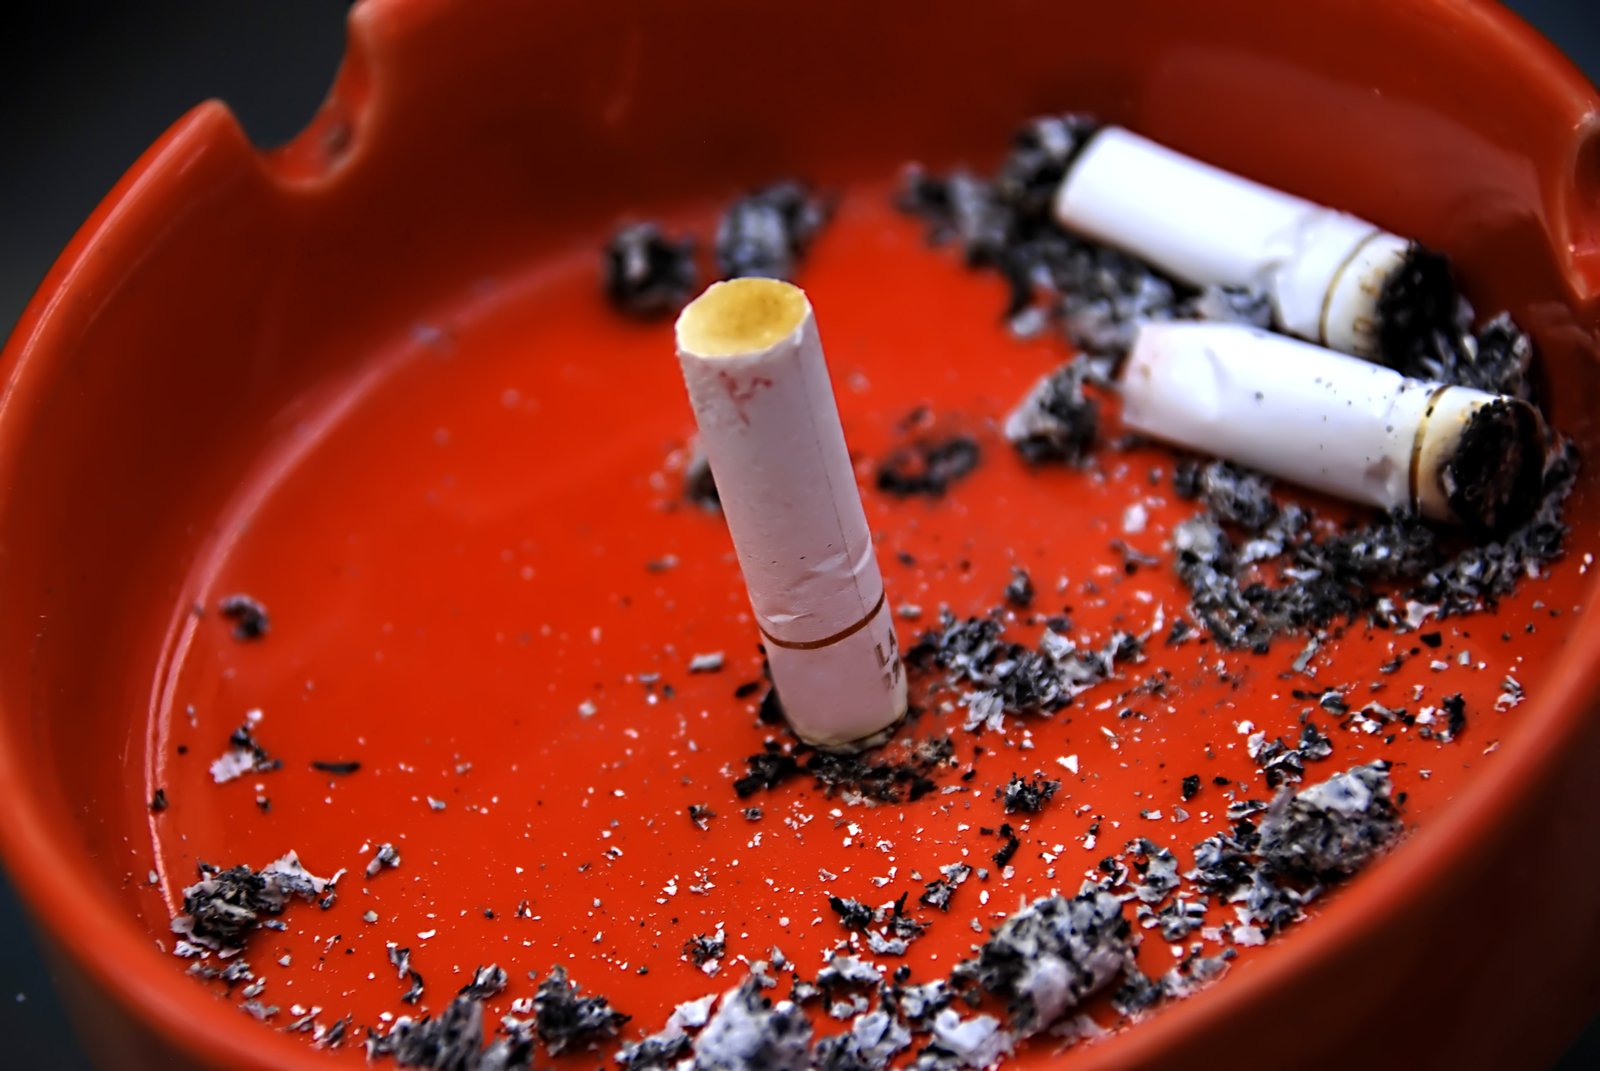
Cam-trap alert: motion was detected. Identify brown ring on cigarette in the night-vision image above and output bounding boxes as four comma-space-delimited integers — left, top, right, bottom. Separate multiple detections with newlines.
1408, 383, 1454, 514
759, 591, 888, 650
1317, 228, 1384, 348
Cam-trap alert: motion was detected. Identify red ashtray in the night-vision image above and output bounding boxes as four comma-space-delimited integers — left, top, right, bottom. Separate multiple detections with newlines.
3, 1, 1600, 1069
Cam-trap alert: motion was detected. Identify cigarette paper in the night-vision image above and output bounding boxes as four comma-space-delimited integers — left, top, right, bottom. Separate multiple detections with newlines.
1120, 323, 1544, 534
674, 278, 907, 749
1055, 127, 1429, 361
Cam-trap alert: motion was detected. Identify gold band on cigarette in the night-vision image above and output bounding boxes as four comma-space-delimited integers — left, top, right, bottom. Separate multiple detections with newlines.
759, 591, 888, 651
1408, 383, 1453, 513
1317, 228, 1384, 348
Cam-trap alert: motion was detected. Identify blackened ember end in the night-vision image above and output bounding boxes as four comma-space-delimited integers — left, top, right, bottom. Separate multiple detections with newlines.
1442, 398, 1545, 537
1377, 244, 1462, 370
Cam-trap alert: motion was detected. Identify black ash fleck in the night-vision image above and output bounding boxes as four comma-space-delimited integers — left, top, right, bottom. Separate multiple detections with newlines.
533, 965, 628, 1055
999, 773, 1059, 814
219, 594, 269, 641
715, 181, 832, 281
604, 221, 698, 318
875, 436, 982, 499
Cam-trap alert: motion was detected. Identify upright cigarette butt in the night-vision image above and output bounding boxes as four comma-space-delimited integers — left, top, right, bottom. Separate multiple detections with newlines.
1119, 323, 1544, 534
674, 279, 907, 750
1055, 127, 1428, 361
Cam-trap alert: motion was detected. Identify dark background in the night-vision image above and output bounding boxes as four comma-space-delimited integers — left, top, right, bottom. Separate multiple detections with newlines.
0, 2, 1596, 1067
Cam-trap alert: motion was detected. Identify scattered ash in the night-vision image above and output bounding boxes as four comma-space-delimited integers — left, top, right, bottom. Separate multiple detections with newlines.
1003, 359, 1100, 466
533, 965, 628, 1055
715, 181, 831, 281
603, 221, 698, 318
619, 994, 717, 1068
367, 984, 537, 1071
1052, 244, 1182, 357
990, 824, 1021, 869
812, 1010, 913, 1071
1159, 948, 1236, 1000
830, 892, 928, 954
919, 863, 973, 911
735, 733, 955, 805
883, 981, 955, 1029
692, 975, 813, 1071
219, 594, 270, 641
688, 803, 717, 831
805, 736, 953, 805
1171, 439, 1576, 648
366, 843, 402, 879
1378, 244, 1543, 402
1433, 693, 1467, 743
1247, 721, 1333, 789
683, 442, 720, 510
828, 896, 876, 932
170, 852, 335, 953
620, 1030, 693, 1070
1109, 968, 1164, 1019
210, 723, 282, 784
1128, 839, 1180, 904
875, 436, 982, 499
1180, 775, 1201, 801
459, 965, 507, 1001
906, 611, 1143, 732
685, 928, 727, 968
960, 890, 1132, 1036
1257, 762, 1403, 882
388, 944, 425, 1005
1403, 310, 1535, 401
1143, 895, 1209, 943
1003, 568, 1035, 610
993, 115, 1102, 225
1184, 285, 1273, 329
999, 774, 1059, 814
1190, 826, 1260, 896
734, 742, 802, 798
910, 1009, 1014, 1070
1173, 460, 1279, 532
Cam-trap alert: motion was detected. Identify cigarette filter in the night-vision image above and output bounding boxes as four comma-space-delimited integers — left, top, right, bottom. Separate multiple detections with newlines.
1120, 323, 1544, 534
1055, 127, 1421, 361
675, 278, 907, 750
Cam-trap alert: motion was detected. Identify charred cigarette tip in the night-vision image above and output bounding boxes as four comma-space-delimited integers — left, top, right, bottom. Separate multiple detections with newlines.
676, 277, 810, 359
1121, 323, 1546, 533
1377, 244, 1461, 369
1440, 396, 1545, 537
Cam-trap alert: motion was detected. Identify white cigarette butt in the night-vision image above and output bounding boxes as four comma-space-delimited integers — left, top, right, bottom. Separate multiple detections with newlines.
1119, 323, 1543, 531
674, 279, 907, 749
1056, 127, 1418, 360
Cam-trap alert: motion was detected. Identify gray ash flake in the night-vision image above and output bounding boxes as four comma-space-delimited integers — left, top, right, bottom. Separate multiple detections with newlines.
691, 975, 813, 1071
963, 890, 1133, 1036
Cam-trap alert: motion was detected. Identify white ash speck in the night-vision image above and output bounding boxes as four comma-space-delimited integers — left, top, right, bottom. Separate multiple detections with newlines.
365, 843, 401, 879
689, 652, 726, 673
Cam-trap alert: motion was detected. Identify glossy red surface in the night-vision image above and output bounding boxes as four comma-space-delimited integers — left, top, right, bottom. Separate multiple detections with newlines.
2, 2, 1600, 1069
